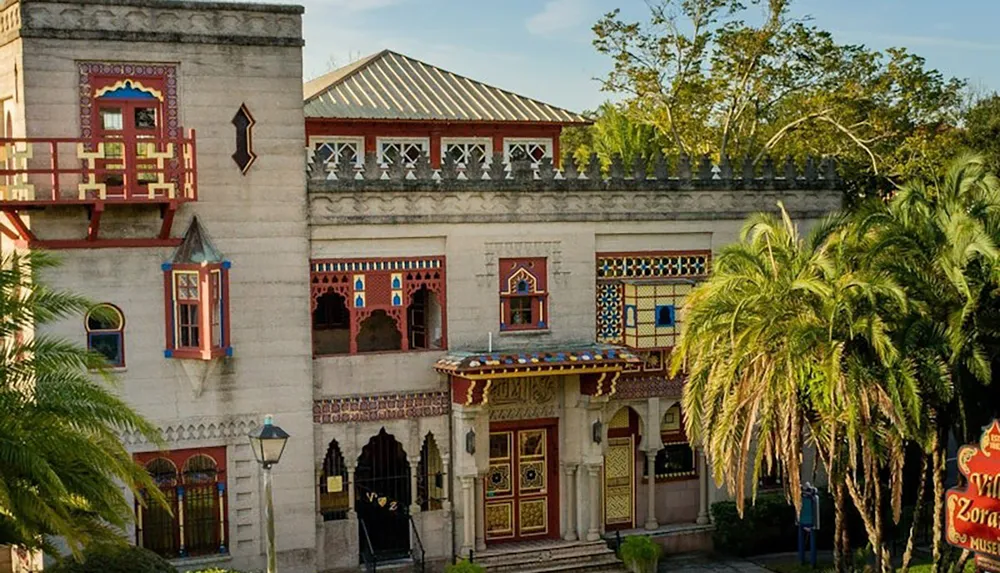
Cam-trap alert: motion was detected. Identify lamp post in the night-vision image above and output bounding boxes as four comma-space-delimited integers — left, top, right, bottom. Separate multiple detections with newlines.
248, 415, 290, 573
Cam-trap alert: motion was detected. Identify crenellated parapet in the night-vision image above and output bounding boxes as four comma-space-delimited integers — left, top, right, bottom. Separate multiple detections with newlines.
307, 150, 844, 226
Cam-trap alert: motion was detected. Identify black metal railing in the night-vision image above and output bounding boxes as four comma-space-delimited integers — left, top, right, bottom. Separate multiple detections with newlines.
359, 518, 377, 573
409, 514, 425, 573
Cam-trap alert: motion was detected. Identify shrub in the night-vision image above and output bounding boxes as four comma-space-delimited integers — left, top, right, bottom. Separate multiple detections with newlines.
446, 559, 485, 573
711, 492, 798, 556
46, 545, 177, 573
618, 535, 661, 573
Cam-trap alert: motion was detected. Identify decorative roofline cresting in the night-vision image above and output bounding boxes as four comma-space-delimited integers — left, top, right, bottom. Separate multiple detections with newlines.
307, 150, 844, 226
307, 150, 839, 189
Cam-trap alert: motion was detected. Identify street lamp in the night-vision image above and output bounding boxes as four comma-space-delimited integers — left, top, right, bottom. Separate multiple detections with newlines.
248, 415, 289, 573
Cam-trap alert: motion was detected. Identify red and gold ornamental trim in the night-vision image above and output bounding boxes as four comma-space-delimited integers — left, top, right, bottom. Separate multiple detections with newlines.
947, 420, 1000, 566
436, 345, 641, 405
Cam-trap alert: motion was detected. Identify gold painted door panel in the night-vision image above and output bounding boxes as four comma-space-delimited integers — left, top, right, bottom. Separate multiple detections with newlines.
485, 428, 551, 541
604, 436, 635, 529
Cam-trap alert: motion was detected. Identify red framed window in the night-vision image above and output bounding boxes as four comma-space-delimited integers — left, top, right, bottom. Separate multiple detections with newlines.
90, 77, 167, 197
134, 446, 228, 558
164, 262, 230, 360
499, 258, 548, 331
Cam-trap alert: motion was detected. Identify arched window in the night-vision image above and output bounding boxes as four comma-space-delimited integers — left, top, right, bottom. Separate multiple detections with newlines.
135, 447, 227, 558
417, 433, 444, 511
85, 304, 124, 367
357, 310, 402, 353
319, 440, 349, 521
140, 458, 178, 557
313, 291, 350, 355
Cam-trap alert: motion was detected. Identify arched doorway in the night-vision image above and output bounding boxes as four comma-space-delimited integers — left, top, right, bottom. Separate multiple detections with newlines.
604, 406, 642, 530
355, 429, 411, 561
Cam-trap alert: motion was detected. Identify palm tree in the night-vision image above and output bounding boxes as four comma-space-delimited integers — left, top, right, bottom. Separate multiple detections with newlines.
671, 204, 921, 573
0, 250, 163, 556
854, 153, 1000, 573
562, 103, 669, 169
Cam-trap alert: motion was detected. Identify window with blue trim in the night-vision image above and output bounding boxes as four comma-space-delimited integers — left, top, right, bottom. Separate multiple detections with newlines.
655, 305, 676, 328
86, 304, 125, 367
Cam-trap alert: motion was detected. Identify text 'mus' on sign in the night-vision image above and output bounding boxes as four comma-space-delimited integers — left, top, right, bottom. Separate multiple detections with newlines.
947, 420, 1000, 572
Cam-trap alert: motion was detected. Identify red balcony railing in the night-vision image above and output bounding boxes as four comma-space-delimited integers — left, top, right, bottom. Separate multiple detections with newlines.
0, 131, 197, 205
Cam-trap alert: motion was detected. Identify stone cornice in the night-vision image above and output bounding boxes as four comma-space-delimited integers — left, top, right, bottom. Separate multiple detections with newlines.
309, 187, 843, 226
11, 0, 304, 47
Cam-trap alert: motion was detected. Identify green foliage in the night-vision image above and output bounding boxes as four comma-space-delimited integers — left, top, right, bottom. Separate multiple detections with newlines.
674, 154, 1000, 571
710, 494, 797, 556
0, 250, 164, 554
560, 103, 669, 171
445, 559, 485, 573
45, 544, 176, 573
618, 535, 661, 573
591, 0, 966, 198
189, 569, 257, 573
962, 93, 1000, 176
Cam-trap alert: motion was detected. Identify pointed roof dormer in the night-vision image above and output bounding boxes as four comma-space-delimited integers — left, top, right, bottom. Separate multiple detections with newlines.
171, 216, 224, 264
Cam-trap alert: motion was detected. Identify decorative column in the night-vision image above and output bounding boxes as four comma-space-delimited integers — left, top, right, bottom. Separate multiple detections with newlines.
408, 456, 421, 515
474, 475, 486, 551
586, 464, 602, 541
442, 459, 453, 512
645, 451, 659, 530
460, 476, 475, 556
697, 448, 710, 525
563, 464, 578, 541
347, 462, 357, 518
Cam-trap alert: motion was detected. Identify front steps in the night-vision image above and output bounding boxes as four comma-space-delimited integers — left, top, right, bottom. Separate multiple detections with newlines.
470, 539, 625, 573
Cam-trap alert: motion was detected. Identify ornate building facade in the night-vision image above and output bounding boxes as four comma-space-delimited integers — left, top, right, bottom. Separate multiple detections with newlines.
0, 3, 842, 572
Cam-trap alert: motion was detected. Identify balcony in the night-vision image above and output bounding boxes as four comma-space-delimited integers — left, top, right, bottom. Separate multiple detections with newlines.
0, 131, 197, 248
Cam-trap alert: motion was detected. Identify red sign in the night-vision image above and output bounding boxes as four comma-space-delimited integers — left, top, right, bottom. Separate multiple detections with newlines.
947, 420, 1000, 562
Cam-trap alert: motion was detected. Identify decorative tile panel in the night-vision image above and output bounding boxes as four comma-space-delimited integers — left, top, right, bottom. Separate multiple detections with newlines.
596, 252, 710, 281
313, 391, 449, 423
596, 282, 623, 344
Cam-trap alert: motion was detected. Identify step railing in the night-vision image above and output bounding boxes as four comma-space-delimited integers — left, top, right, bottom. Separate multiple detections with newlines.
359, 518, 377, 573
409, 513, 425, 573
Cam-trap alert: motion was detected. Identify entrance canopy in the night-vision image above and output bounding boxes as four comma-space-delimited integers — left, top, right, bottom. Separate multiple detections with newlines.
435, 344, 641, 405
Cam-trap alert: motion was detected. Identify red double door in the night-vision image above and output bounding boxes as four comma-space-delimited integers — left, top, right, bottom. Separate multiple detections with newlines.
484, 419, 560, 543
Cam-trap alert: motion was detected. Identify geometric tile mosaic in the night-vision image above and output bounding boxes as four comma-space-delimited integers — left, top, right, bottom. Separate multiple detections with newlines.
596, 282, 623, 344
596, 252, 709, 280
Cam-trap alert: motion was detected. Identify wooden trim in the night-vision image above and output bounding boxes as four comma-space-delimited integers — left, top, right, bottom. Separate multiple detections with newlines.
33, 238, 182, 249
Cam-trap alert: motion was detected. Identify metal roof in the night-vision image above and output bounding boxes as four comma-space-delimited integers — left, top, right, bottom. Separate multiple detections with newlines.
303, 49, 589, 124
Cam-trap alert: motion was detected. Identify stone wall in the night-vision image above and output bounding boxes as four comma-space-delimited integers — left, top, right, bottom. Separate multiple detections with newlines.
4, 1, 314, 571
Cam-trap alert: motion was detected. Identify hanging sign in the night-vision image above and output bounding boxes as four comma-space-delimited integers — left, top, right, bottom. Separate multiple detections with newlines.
946, 420, 1000, 572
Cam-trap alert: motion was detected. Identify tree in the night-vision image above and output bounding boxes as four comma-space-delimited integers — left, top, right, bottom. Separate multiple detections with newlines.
670, 204, 919, 573
672, 155, 1000, 573
559, 103, 669, 170
853, 154, 1000, 573
962, 94, 1000, 176
0, 251, 163, 556
592, 0, 965, 198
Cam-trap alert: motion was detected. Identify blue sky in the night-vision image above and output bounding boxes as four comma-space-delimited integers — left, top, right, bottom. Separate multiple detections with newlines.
296, 0, 1000, 113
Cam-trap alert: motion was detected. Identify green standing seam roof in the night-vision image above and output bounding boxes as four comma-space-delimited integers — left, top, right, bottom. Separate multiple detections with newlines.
303, 49, 590, 124
171, 216, 224, 264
